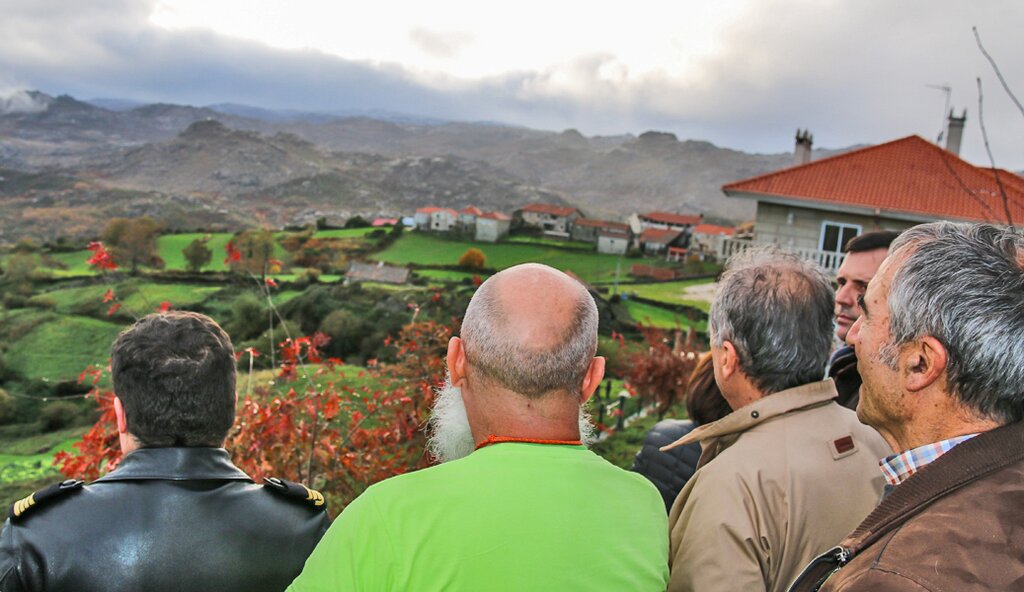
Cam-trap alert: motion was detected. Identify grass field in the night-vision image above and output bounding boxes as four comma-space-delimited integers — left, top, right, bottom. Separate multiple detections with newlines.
619, 279, 714, 311
31, 281, 225, 315
41, 228, 376, 276
373, 233, 666, 283
5, 314, 125, 382
621, 300, 707, 331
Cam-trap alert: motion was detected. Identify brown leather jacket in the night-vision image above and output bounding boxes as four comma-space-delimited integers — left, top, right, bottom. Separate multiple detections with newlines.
788, 421, 1024, 592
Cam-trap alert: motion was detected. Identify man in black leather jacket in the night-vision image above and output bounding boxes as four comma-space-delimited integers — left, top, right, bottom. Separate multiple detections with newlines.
0, 311, 329, 592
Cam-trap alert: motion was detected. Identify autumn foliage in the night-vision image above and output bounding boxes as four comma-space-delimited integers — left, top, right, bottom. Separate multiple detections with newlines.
625, 326, 699, 419
55, 307, 452, 514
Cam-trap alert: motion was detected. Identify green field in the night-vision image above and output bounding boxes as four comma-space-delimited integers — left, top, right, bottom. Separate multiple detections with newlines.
30, 281, 225, 315
621, 300, 707, 331
373, 233, 663, 283
4, 314, 124, 382
620, 279, 714, 311
41, 228, 375, 276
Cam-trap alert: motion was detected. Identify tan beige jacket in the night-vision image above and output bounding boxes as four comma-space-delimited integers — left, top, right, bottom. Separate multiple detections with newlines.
665, 380, 889, 592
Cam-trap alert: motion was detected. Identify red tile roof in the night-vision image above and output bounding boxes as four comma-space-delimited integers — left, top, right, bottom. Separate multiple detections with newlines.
460, 206, 483, 216
575, 218, 630, 231
519, 203, 580, 217
693, 224, 735, 236
478, 212, 511, 221
640, 212, 703, 226
723, 135, 1024, 224
640, 228, 682, 245
416, 206, 441, 214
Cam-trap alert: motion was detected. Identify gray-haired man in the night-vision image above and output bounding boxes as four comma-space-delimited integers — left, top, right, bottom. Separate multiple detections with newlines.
663, 248, 889, 592
789, 222, 1024, 591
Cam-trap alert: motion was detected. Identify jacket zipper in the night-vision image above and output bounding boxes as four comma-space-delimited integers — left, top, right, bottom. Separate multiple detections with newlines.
787, 545, 852, 592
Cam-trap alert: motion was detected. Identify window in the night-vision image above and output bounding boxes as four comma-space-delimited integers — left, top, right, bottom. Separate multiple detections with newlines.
819, 221, 861, 253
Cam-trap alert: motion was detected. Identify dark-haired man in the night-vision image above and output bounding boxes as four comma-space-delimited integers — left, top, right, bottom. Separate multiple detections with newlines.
790, 222, 1024, 591
829, 230, 900, 408
0, 311, 329, 592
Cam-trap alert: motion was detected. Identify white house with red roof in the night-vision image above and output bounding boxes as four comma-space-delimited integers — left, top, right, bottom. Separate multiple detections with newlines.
570, 218, 631, 243
459, 206, 483, 229
414, 206, 459, 232
515, 203, 583, 235
721, 132, 1024, 271
690, 223, 736, 258
475, 211, 512, 242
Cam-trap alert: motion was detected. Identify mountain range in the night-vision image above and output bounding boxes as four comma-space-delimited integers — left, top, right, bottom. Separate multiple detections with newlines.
0, 91, 854, 242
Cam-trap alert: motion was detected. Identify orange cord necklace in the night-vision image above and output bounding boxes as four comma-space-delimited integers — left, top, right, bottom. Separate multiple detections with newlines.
474, 434, 583, 450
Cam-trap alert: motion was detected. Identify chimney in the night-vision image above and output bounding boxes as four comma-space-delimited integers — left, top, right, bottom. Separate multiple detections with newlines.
794, 129, 813, 165
945, 108, 967, 156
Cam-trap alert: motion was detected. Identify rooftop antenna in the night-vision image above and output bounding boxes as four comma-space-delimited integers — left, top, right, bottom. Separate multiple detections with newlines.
926, 83, 952, 143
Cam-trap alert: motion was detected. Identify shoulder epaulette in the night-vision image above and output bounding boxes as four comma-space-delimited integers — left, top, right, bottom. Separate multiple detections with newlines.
263, 477, 326, 511
8, 479, 83, 520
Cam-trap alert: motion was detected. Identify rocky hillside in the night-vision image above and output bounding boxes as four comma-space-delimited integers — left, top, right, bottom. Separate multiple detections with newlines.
0, 91, 853, 242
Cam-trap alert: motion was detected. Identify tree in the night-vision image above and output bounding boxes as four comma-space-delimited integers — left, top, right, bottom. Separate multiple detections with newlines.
344, 215, 370, 229
182, 238, 213, 273
229, 229, 278, 279
626, 327, 699, 419
102, 217, 163, 274
458, 247, 486, 270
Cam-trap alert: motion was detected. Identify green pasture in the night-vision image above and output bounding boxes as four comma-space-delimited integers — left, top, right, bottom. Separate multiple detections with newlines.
621, 300, 707, 331
5, 314, 124, 382
620, 279, 714, 311
373, 233, 666, 283
41, 228, 375, 276
30, 281, 224, 316
412, 269, 486, 282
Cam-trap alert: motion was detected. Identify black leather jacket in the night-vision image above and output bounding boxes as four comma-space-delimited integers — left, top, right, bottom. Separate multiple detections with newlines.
0, 447, 329, 592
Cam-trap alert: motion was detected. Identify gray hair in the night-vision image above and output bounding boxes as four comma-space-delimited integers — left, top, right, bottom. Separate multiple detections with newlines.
710, 247, 834, 394
885, 222, 1024, 424
460, 275, 598, 398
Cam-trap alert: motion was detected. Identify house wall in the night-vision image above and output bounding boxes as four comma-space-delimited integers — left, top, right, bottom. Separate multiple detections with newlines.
414, 212, 431, 229
597, 235, 629, 255
521, 211, 576, 233
476, 219, 510, 242
430, 212, 456, 231
572, 225, 599, 242
754, 202, 916, 251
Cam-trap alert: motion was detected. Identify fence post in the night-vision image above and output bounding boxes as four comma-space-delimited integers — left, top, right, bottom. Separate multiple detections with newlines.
616, 394, 627, 430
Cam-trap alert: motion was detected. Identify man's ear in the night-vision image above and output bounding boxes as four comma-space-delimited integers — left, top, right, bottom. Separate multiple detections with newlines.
717, 340, 740, 381
113, 396, 129, 435
902, 336, 947, 392
446, 336, 468, 386
580, 356, 606, 404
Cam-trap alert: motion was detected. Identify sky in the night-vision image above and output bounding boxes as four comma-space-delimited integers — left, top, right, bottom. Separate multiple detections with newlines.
1, 0, 1022, 168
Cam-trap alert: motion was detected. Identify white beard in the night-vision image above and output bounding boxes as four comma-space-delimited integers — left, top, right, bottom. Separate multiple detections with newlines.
426, 377, 477, 463
427, 375, 598, 464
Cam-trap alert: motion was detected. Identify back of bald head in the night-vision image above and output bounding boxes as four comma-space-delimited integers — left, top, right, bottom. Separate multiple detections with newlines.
460, 263, 598, 398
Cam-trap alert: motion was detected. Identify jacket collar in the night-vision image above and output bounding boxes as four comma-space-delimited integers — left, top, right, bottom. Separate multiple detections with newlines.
661, 379, 839, 451
94, 447, 253, 483
841, 420, 1024, 553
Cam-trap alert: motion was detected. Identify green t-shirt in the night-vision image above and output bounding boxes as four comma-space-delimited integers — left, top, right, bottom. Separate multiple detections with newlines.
288, 442, 669, 591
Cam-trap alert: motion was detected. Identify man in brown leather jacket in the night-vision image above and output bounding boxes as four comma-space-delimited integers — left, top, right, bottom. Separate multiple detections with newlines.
0, 311, 329, 592
789, 222, 1024, 592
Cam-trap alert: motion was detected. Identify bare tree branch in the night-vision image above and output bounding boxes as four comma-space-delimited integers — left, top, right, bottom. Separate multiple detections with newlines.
976, 77, 1014, 225
973, 26, 1024, 120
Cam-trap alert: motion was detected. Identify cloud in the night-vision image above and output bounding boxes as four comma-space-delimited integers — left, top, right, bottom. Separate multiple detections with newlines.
408, 28, 475, 60
0, 0, 1021, 168
0, 90, 49, 114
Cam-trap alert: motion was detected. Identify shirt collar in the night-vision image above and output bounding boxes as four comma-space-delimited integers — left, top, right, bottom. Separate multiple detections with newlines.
93, 447, 252, 483
879, 434, 979, 486
660, 379, 839, 451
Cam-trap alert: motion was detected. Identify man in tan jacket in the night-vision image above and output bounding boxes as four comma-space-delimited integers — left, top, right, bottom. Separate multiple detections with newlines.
663, 247, 889, 592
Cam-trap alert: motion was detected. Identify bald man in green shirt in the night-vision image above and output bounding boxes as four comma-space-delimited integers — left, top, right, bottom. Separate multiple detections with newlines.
288, 263, 669, 591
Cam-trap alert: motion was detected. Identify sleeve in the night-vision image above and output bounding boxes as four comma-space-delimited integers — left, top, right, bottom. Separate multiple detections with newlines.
287, 492, 395, 592
667, 469, 769, 592
0, 519, 26, 592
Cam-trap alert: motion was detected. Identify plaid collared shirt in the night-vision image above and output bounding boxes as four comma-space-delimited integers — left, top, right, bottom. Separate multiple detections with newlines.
879, 434, 979, 486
